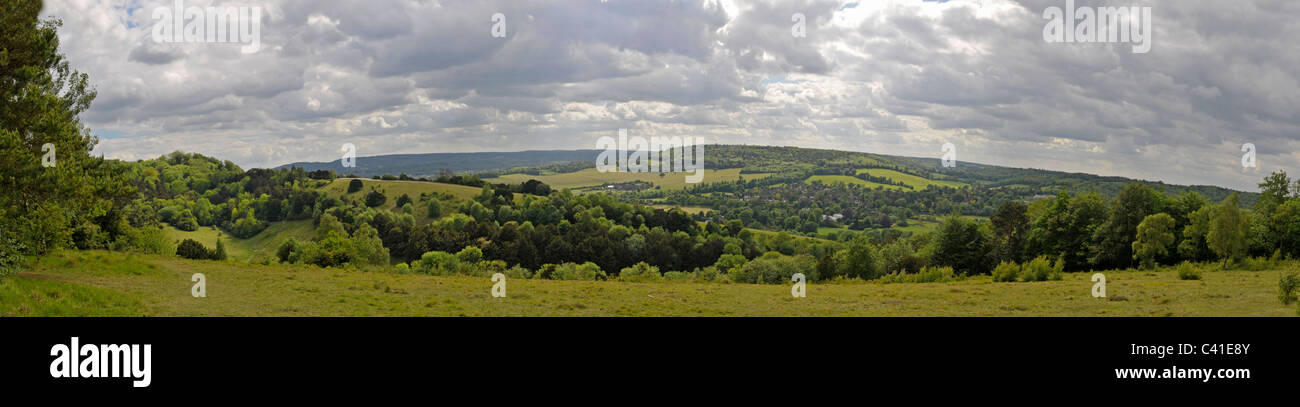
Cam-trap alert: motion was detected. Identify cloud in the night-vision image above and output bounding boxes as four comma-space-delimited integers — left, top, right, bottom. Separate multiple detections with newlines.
40, 0, 1300, 191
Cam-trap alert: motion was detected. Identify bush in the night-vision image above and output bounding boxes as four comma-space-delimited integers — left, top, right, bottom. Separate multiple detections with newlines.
132, 226, 173, 255
415, 251, 461, 275
394, 263, 411, 274
992, 261, 1020, 282
347, 179, 363, 193
730, 252, 816, 284
395, 194, 413, 208
276, 238, 299, 263
1280, 272, 1300, 305
878, 266, 962, 284
427, 199, 443, 219
663, 271, 692, 281
364, 189, 387, 208
503, 266, 533, 279
176, 239, 216, 260
1175, 262, 1202, 280
547, 262, 606, 280
456, 246, 483, 264
618, 262, 663, 282
1019, 256, 1061, 282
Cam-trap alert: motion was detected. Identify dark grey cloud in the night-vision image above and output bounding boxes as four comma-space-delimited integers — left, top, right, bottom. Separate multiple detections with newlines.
38, 0, 1300, 191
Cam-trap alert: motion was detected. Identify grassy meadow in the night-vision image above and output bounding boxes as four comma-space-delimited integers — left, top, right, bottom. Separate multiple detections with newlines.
2, 250, 1294, 317
484, 168, 771, 191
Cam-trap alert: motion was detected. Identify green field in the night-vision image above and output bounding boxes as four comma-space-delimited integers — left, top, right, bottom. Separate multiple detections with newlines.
857, 169, 968, 189
162, 220, 316, 263
805, 175, 905, 190
325, 178, 483, 204
484, 168, 771, 191
3, 250, 1293, 316
806, 169, 967, 190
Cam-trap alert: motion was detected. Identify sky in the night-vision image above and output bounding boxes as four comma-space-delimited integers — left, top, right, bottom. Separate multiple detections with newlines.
40, 0, 1300, 192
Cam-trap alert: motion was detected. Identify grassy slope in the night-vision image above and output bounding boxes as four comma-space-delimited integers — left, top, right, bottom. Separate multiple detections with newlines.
4, 250, 1293, 316
484, 168, 771, 191
163, 220, 316, 263
857, 168, 968, 189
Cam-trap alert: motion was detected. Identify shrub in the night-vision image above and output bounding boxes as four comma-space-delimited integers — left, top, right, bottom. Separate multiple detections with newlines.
878, 266, 962, 284
364, 189, 387, 207
456, 246, 483, 264
176, 239, 215, 260
618, 262, 663, 283
395, 194, 413, 208
427, 199, 443, 218
663, 271, 692, 281
347, 179, 363, 193
503, 266, 532, 279
1280, 272, 1300, 305
549, 262, 606, 280
1019, 256, 1061, 282
213, 239, 228, 261
132, 226, 173, 255
1175, 262, 1202, 280
467, 260, 508, 277
394, 263, 411, 274
276, 238, 299, 263
416, 251, 461, 275
992, 261, 1020, 282
730, 252, 816, 284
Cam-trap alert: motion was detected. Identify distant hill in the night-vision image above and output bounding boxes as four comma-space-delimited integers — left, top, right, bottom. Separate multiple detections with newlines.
276, 150, 600, 178
276, 145, 1255, 206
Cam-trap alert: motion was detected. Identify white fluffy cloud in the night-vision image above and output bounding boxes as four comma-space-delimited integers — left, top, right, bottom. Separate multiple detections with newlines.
41, 0, 1300, 191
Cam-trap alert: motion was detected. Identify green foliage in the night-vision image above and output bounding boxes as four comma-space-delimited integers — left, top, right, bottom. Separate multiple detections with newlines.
730, 252, 816, 284
992, 261, 1020, 282
347, 179, 363, 193
1018, 256, 1062, 282
426, 199, 443, 219
1133, 213, 1175, 269
1090, 183, 1163, 270
1208, 193, 1248, 268
618, 262, 663, 282
175, 239, 219, 260
545, 262, 607, 281
364, 188, 387, 208
455, 246, 483, 264
415, 251, 461, 275
1175, 262, 1202, 280
213, 238, 228, 261
877, 266, 962, 284
712, 253, 747, 272
276, 238, 299, 263
1279, 272, 1299, 305
933, 213, 990, 275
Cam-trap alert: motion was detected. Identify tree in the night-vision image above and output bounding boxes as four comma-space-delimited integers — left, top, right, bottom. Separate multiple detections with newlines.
1207, 193, 1248, 269
933, 214, 991, 275
990, 201, 1029, 263
1, 2, 126, 255
364, 188, 387, 207
1132, 213, 1174, 269
1090, 183, 1162, 270
427, 199, 443, 219
213, 238, 228, 260
1178, 205, 1214, 261
347, 179, 363, 193
833, 236, 881, 280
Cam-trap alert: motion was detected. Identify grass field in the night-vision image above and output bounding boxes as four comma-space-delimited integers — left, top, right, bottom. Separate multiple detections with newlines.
3, 250, 1294, 316
324, 178, 483, 204
484, 168, 771, 191
857, 169, 968, 189
162, 220, 316, 263
805, 175, 905, 190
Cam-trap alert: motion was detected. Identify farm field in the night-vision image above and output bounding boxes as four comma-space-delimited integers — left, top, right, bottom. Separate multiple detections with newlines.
856, 169, 968, 189
484, 168, 771, 191
3, 250, 1293, 317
